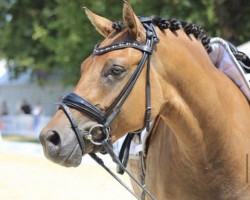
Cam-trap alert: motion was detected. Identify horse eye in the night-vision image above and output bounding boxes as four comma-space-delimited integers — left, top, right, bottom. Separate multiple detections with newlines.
109, 65, 126, 77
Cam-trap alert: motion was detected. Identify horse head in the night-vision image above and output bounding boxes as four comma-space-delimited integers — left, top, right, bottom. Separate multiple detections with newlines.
39, 2, 163, 167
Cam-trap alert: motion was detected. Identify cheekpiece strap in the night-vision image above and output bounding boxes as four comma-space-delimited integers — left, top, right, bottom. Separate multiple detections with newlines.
56, 102, 85, 154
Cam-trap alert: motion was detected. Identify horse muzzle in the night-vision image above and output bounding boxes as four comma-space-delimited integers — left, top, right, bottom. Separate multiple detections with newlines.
39, 127, 83, 167
39, 112, 107, 167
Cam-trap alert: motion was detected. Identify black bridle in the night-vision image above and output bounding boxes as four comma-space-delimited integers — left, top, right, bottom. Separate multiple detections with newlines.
57, 17, 159, 200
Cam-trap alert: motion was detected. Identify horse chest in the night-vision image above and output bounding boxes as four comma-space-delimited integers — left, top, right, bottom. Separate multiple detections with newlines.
129, 125, 248, 200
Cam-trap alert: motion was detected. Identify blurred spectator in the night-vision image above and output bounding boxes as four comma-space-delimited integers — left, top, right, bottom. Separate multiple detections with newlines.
32, 101, 43, 116
0, 101, 8, 115
0, 119, 3, 141
20, 99, 31, 114
32, 101, 43, 130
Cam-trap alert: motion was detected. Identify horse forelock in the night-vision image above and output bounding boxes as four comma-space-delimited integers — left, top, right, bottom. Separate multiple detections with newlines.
112, 21, 126, 32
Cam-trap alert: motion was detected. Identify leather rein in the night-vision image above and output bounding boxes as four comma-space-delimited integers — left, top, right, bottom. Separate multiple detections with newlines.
56, 17, 159, 200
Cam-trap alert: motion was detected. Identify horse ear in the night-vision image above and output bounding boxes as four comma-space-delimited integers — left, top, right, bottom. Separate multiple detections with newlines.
122, 1, 146, 42
83, 7, 113, 37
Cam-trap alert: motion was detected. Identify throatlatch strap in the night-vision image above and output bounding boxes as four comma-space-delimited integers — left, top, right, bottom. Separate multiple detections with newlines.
117, 133, 135, 174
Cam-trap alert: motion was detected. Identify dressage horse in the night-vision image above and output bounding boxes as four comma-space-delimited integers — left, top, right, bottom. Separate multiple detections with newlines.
39, 2, 250, 199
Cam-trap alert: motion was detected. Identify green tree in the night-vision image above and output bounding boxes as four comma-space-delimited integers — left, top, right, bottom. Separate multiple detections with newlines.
0, 0, 249, 85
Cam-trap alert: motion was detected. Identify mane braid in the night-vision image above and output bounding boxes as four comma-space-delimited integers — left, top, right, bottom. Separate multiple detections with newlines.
112, 16, 212, 54
151, 16, 212, 53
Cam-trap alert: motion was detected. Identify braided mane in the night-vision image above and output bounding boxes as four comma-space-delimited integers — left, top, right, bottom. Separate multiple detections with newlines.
112, 16, 212, 54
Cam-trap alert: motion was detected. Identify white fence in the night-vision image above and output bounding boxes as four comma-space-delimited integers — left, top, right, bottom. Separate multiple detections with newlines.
0, 115, 51, 138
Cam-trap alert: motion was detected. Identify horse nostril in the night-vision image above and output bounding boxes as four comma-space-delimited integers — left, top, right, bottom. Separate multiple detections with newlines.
46, 130, 61, 146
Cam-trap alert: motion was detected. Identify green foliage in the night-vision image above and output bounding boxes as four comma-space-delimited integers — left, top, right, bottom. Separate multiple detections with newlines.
0, 0, 249, 85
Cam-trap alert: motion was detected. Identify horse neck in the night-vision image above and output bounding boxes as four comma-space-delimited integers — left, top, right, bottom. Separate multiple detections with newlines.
152, 28, 249, 156
142, 28, 250, 199
154, 29, 221, 119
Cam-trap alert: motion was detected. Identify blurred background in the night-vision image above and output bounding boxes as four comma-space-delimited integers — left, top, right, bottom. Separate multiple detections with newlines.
0, 0, 250, 199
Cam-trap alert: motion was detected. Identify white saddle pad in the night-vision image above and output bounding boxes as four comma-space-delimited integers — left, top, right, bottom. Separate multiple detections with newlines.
209, 37, 250, 101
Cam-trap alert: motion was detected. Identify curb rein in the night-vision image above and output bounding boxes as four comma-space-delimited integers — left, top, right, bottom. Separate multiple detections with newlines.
57, 17, 159, 200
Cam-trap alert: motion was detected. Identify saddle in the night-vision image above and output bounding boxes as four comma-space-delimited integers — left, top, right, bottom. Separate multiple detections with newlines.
209, 37, 250, 101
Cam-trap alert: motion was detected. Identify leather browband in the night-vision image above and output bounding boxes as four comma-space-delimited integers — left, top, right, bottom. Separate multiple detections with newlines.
93, 41, 153, 55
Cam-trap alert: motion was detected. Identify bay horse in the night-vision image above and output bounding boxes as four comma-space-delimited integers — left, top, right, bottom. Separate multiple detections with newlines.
39, 2, 250, 200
